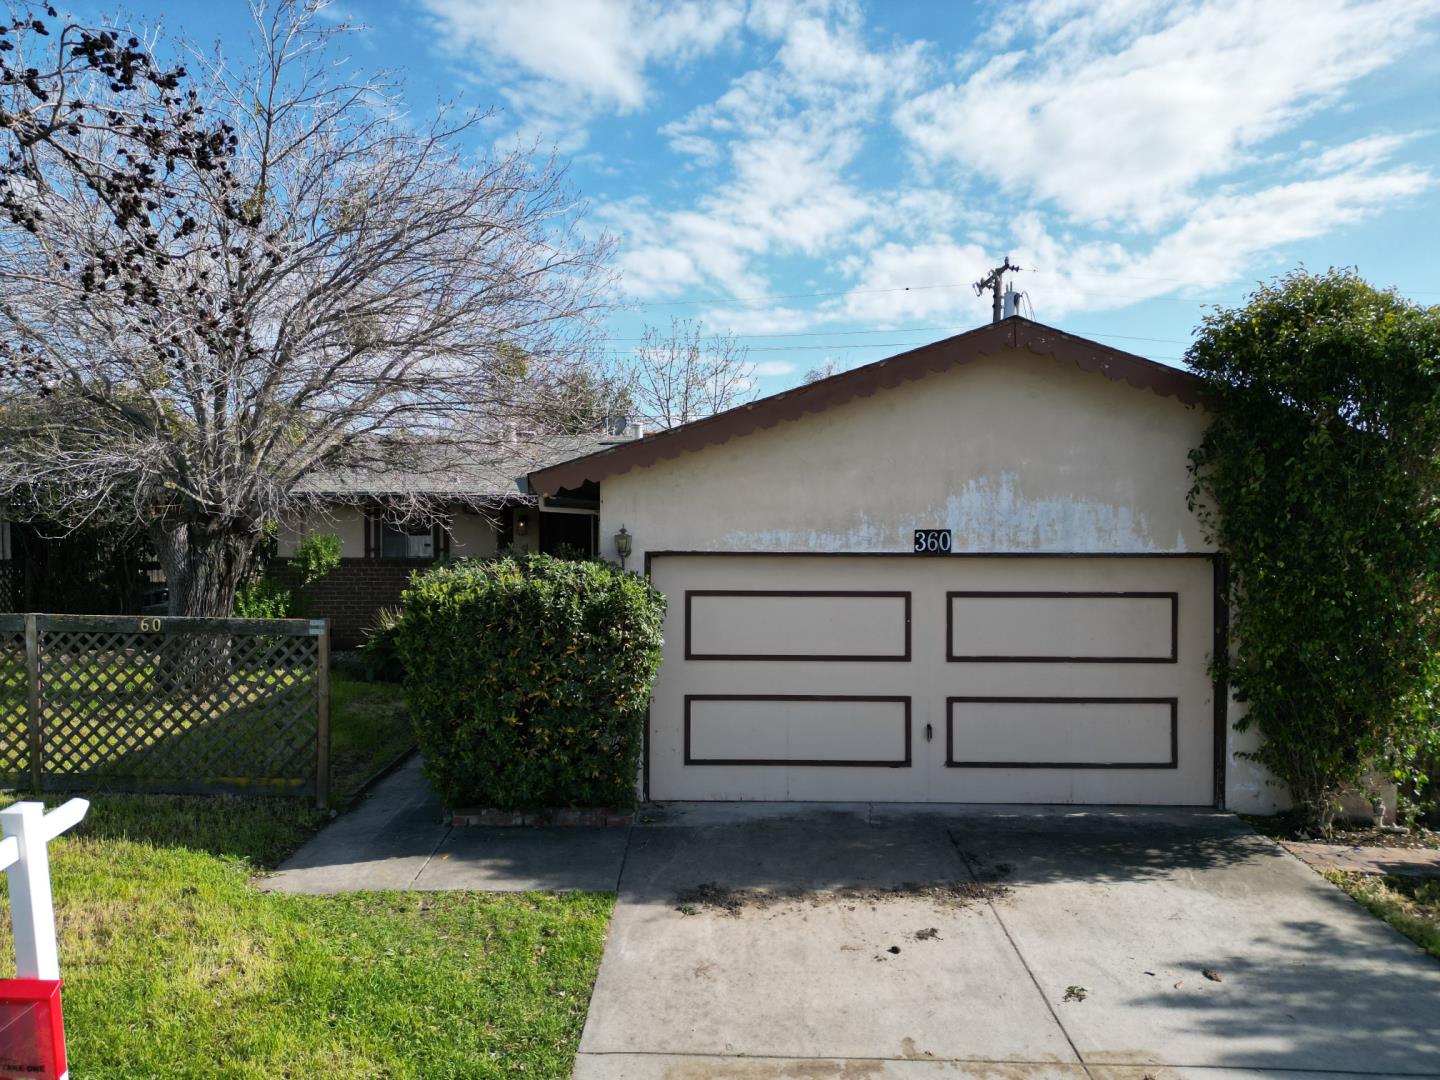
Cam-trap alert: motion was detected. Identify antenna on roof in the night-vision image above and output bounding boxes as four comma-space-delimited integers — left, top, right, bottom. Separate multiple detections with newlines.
973, 256, 1022, 323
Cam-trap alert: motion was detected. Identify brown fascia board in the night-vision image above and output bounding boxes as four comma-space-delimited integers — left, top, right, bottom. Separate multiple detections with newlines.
527, 316, 1202, 495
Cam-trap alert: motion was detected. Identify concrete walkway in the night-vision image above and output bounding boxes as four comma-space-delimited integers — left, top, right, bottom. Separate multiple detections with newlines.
1282, 838, 1440, 878
262, 756, 628, 894
264, 768, 1440, 1077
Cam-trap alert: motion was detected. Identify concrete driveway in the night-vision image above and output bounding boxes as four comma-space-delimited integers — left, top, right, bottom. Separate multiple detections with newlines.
575, 803, 1440, 1079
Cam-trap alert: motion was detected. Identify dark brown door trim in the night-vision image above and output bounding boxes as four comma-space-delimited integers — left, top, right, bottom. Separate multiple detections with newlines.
1212, 555, 1230, 809
945, 695, 1179, 770
683, 694, 912, 768
945, 590, 1178, 663
684, 589, 912, 662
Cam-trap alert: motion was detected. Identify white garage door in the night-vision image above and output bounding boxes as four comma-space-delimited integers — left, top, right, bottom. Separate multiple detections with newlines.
647, 554, 1218, 805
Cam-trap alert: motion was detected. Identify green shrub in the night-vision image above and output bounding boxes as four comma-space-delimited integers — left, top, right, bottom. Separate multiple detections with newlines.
291, 531, 342, 586
398, 554, 665, 809
1187, 268, 1440, 829
234, 576, 295, 619
233, 531, 342, 620
358, 606, 406, 683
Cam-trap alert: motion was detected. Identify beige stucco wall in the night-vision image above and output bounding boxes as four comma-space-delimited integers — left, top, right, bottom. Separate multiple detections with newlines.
599, 348, 1214, 566
277, 506, 369, 557
451, 510, 501, 558
596, 346, 1287, 813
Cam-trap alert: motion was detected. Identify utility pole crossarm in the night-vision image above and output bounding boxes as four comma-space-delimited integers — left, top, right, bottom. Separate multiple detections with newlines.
973, 257, 1023, 324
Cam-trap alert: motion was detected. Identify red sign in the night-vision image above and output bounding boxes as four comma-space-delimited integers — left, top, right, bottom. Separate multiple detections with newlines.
0, 979, 66, 1080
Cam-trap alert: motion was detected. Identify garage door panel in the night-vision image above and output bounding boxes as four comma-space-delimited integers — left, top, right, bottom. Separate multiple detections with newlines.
648, 555, 1216, 806
685, 695, 910, 766
945, 697, 1177, 768
947, 591, 1176, 662
686, 591, 910, 661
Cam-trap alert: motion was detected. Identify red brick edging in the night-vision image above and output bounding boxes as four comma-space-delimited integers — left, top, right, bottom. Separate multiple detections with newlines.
451, 808, 635, 827
1280, 840, 1440, 878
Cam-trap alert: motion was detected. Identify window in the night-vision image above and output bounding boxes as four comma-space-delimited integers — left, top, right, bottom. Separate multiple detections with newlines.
366, 513, 450, 561
381, 521, 433, 560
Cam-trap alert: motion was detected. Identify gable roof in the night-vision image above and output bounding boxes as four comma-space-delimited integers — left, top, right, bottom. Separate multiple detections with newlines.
528, 316, 1201, 495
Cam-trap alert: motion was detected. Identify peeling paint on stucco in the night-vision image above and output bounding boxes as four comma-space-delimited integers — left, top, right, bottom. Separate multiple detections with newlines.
944, 472, 1165, 553
718, 511, 892, 553
714, 474, 1190, 554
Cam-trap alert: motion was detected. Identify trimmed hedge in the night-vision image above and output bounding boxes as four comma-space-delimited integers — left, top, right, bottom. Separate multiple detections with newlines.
397, 555, 665, 810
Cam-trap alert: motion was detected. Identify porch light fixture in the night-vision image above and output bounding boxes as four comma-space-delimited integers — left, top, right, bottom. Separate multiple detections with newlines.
614, 525, 632, 569
514, 514, 529, 537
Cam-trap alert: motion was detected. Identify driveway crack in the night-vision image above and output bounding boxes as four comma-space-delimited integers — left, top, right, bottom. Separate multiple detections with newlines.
406, 822, 452, 888
951, 830, 1096, 1080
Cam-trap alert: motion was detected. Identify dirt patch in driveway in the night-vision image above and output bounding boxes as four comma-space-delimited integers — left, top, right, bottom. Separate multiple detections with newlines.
673, 879, 1011, 916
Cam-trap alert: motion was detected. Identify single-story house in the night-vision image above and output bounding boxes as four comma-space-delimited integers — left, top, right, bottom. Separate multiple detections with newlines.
526, 316, 1283, 814
274, 426, 640, 646
0, 427, 639, 641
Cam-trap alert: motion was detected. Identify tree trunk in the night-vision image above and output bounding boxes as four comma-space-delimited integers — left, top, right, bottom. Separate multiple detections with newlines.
149, 521, 256, 618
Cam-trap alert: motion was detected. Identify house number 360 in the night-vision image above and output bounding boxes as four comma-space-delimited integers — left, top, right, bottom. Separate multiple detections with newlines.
913, 529, 952, 554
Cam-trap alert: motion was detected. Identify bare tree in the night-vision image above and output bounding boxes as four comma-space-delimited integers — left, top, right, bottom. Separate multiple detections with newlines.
0, 1, 614, 616
622, 318, 756, 429
802, 358, 844, 383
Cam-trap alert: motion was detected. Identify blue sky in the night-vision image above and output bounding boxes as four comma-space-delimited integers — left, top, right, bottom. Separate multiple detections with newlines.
105, 0, 1440, 394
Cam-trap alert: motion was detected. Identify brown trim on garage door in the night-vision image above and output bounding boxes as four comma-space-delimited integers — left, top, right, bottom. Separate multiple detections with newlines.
646, 552, 1225, 807
684, 589, 913, 662
1212, 555, 1230, 808
683, 694, 912, 767
645, 550, 1218, 575
945, 590, 1178, 663
945, 696, 1179, 769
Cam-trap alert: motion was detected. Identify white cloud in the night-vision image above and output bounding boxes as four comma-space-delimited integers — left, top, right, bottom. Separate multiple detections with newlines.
1307, 133, 1421, 175
896, 0, 1437, 230
751, 359, 798, 377
446, 0, 1435, 347
1010, 157, 1430, 320
420, 0, 744, 147
605, 1, 932, 316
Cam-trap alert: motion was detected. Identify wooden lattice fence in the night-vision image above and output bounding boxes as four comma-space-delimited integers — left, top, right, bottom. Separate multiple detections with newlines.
0, 561, 20, 613
0, 614, 330, 805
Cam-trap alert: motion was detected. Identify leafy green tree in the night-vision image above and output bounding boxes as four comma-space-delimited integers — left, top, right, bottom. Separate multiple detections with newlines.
1188, 268, 1440, 829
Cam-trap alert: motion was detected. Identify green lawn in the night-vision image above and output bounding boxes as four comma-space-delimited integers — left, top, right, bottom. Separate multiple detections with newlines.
1325, 870, 1440, 961
0, 793, 614, 1079
328, 674, 415, 804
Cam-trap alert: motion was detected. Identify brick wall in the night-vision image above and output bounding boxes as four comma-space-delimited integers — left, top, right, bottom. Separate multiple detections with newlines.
272, 558, 423, 648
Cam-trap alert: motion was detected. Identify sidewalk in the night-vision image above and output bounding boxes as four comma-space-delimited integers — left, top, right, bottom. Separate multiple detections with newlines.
261, 756, 629, 894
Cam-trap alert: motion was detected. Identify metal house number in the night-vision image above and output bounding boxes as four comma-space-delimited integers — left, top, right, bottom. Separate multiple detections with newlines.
913, 529, 952, 554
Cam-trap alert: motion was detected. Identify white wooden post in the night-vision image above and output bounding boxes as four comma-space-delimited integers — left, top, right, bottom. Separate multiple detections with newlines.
0, 799, 88, 980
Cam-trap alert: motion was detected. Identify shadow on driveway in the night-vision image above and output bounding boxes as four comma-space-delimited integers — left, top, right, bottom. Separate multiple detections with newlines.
261, 771, 1440, 1077
579, 803, 1440, 1079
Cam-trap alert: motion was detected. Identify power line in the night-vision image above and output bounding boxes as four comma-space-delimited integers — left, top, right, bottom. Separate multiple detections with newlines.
624, 276, 1440, 310
601, 324, 1192, 346
599, 338, 1187, 361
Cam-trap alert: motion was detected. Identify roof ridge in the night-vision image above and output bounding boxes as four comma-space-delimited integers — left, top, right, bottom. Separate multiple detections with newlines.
528, 317, 1199, 494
